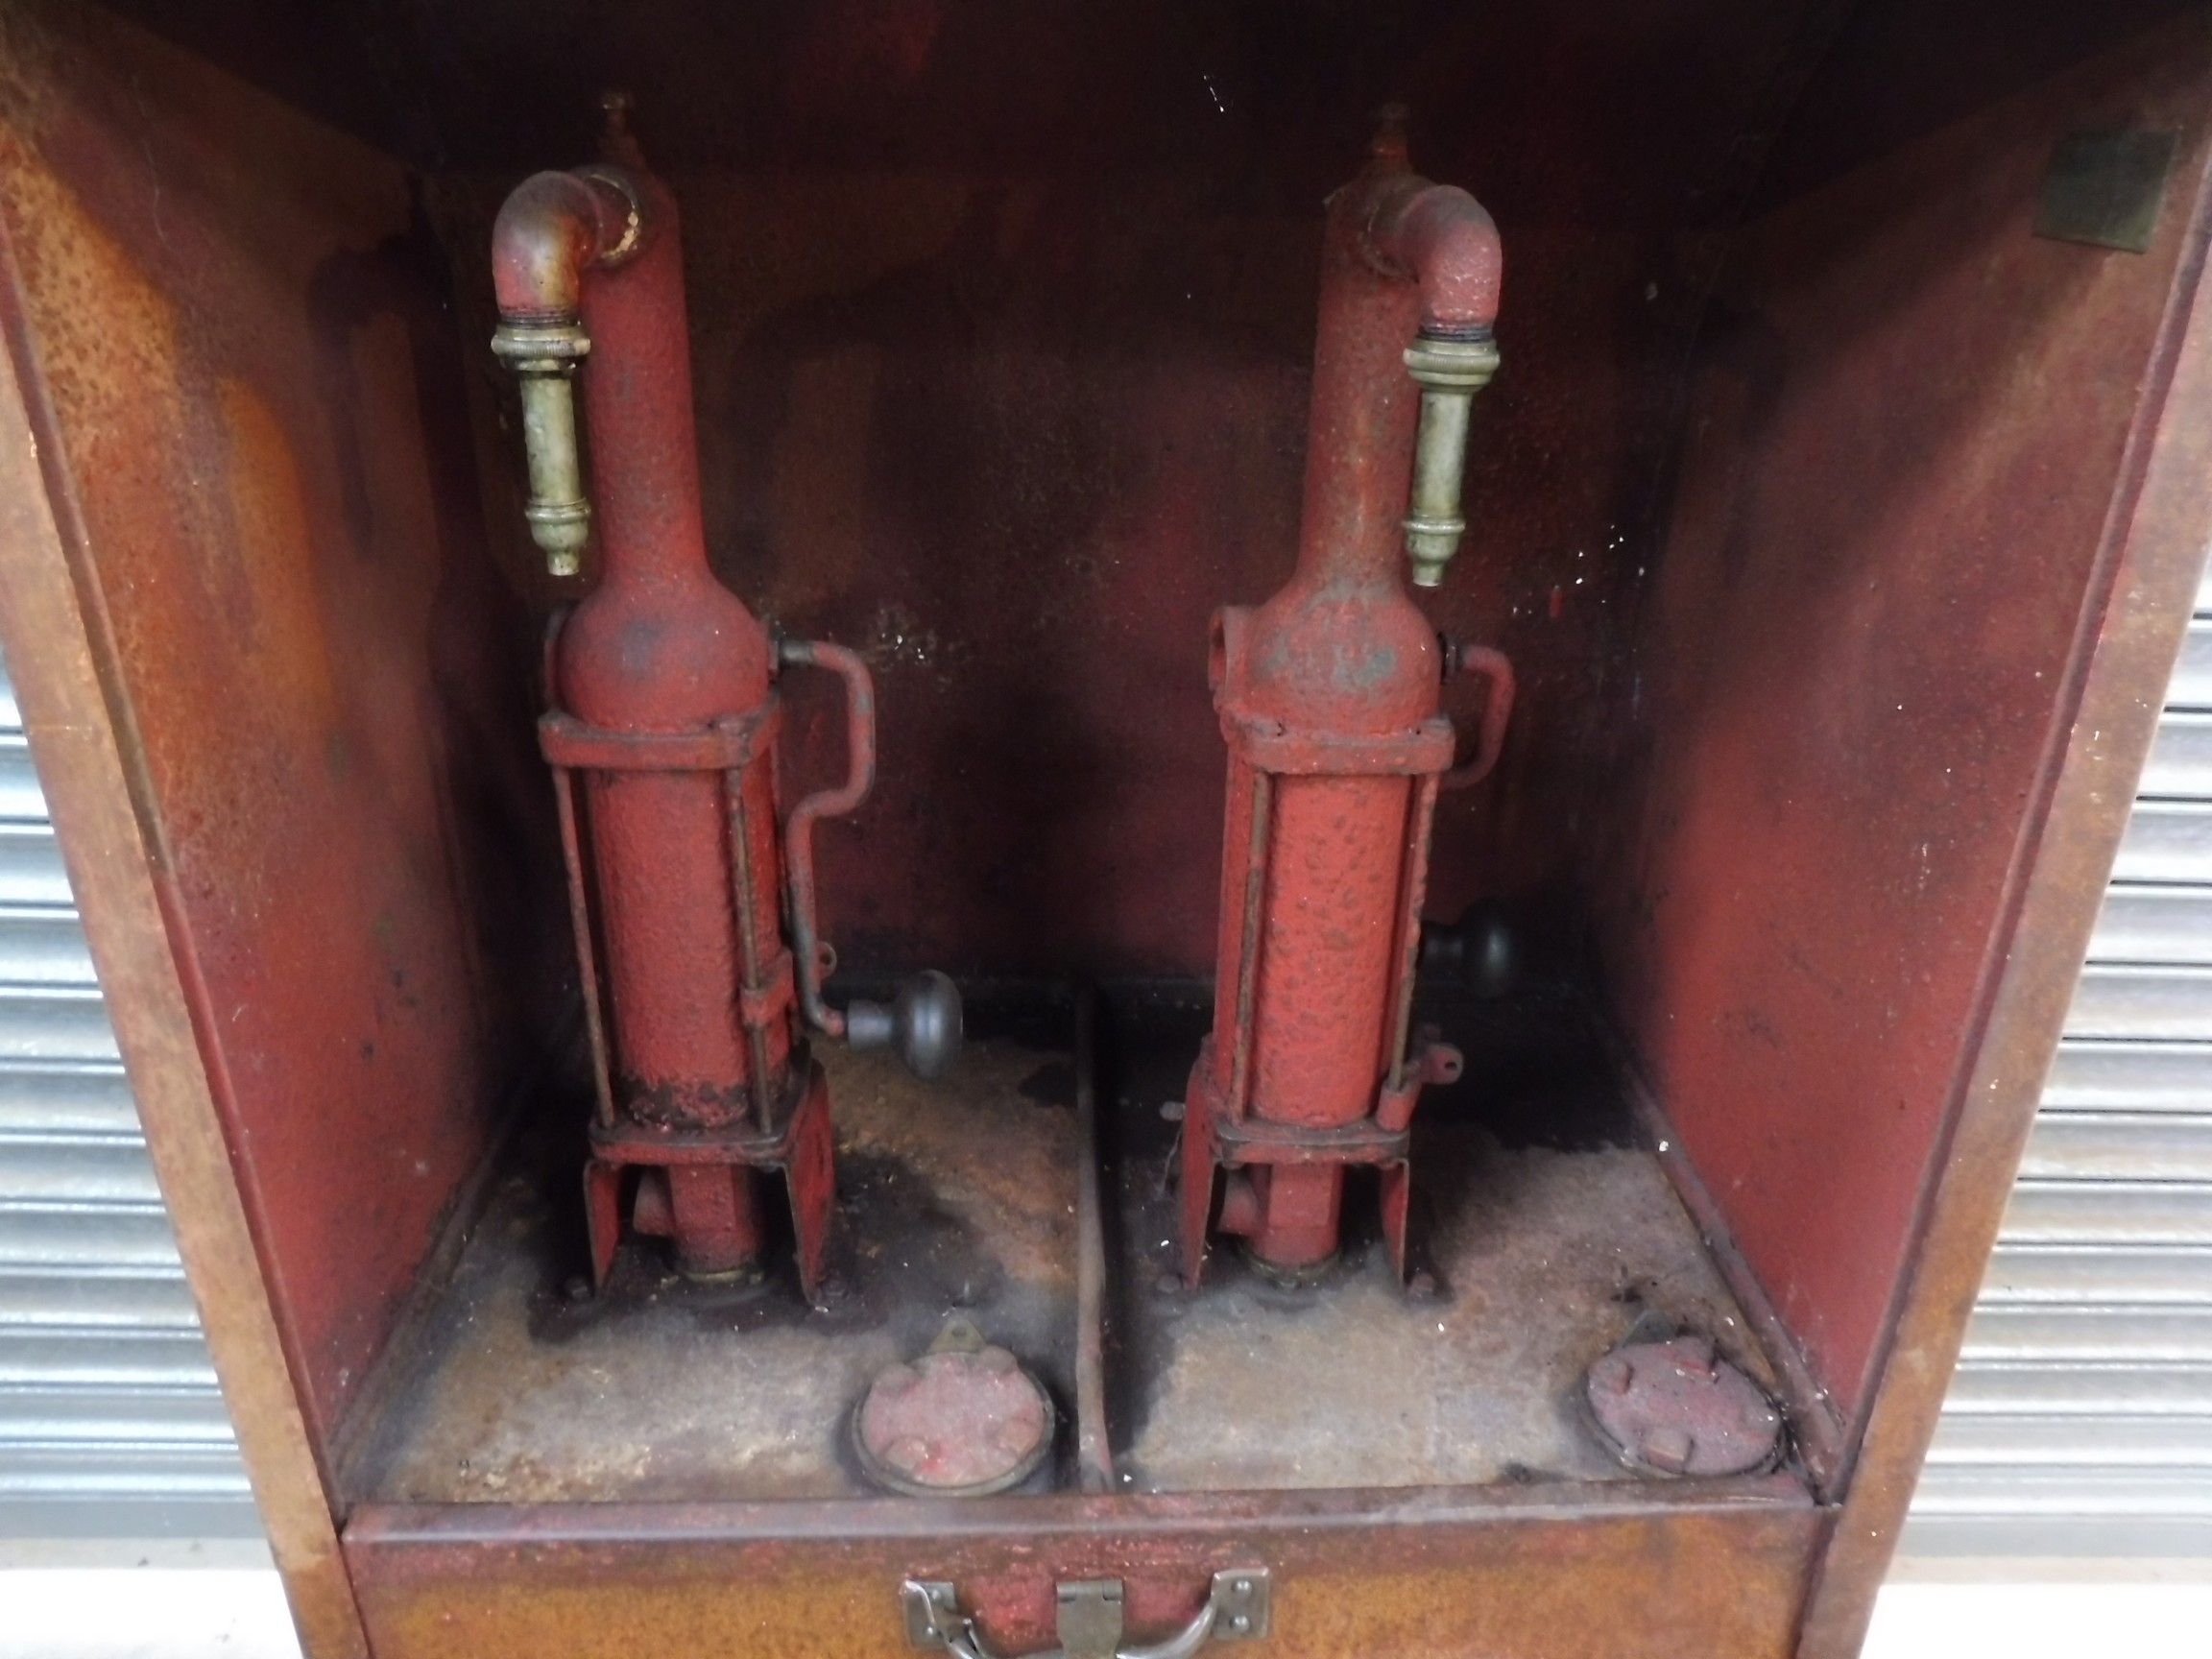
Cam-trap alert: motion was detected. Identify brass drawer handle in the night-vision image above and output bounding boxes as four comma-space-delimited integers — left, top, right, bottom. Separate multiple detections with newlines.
902, 1570, 1272, 1659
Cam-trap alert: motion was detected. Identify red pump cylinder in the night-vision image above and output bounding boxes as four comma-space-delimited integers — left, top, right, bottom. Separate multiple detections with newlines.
1179, 117, 1513, 1286
493, 108, 958, 1294
516, 168, 789, 1134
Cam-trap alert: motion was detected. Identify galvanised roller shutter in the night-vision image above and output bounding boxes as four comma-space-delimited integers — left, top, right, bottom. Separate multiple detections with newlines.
1905, 556, 2212, 1558
0, 645, 254, 1538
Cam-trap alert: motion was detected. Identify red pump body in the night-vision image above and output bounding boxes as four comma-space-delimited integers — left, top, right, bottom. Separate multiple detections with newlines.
1180, 129, 1510, 1286
554, 171, 790, 1133
495, 144, 854, 1293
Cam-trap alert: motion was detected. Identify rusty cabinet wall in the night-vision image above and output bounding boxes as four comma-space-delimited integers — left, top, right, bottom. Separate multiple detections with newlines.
0, 2, 566, 1454
1601, 5, 2212, 1438
1, 0, 2206, 1543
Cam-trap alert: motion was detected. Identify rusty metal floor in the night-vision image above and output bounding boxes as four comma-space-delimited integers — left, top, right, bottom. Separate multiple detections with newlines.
349, 994, 1776, 1504
349, 1036, 1082, 1504
1111, 1129, 1772, 1492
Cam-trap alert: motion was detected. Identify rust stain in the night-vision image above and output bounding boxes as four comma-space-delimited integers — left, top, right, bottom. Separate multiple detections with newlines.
0, 1, 529, 1456
215, 376, 344, 749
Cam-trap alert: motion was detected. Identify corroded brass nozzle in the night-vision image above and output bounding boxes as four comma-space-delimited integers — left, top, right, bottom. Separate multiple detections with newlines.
491, 319, 592, 576
1402, 327, 1500, 588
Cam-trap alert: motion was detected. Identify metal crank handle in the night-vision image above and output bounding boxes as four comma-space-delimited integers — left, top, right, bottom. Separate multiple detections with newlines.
777, 637, 963, 1080
902, 1571, 1271, 1659
1440, 640, 1515, 789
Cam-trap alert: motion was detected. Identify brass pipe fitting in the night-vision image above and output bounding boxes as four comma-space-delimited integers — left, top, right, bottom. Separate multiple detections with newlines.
489, 162, 641, 576
1401, 326, 1500, 588
490, 320, 592, 574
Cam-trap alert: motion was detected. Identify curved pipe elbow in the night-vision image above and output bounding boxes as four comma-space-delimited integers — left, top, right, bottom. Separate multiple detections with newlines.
1379, 183, 1503, 335
490, 168, 645, 572
492, 169, 639, 321
1370, 179, 1503, 587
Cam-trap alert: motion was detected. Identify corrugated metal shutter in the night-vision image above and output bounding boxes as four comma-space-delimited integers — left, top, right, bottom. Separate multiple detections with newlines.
1906, 561, 2212, 1558
0, 645, 254, 1538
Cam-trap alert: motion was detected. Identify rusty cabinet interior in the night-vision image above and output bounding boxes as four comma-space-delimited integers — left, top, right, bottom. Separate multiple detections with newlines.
3, 3, 2212, 1656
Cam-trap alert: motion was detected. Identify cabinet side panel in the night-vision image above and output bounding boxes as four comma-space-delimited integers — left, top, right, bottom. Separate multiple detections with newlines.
1798, 23, 2212, 1652
0, 156, 371, 1659
1602, 12, 2212, 1436
0, 2, 558, 1455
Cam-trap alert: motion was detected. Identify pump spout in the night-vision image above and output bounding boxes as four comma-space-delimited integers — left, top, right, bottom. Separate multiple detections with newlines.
1366, 165, 1503, 588
488, 167, 642, 574
1399, 326, 1499, 586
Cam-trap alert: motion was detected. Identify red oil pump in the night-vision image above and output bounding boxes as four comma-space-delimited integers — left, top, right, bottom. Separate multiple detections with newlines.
491, 104, 957, 1295
1180, 113, 1515, 1287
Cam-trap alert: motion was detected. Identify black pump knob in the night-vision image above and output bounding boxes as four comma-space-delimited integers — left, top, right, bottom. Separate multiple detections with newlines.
846, 970, 963, 1081
1418, 902, 1517, 998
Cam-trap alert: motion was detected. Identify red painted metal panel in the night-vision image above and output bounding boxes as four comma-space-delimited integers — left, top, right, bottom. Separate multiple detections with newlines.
0, 6, 566, 1449
360, 0, 1847, 980
1601, 13, 2212, 1430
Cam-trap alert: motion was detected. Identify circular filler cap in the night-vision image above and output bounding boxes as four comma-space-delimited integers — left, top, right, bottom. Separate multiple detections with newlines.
1582, 1334, 1784, 1478
854, 1339, 1055, 1497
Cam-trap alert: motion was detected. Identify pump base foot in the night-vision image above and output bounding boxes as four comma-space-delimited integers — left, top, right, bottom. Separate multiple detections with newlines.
583, 1056, 835, 1301
1177, 1036, 1436, 1291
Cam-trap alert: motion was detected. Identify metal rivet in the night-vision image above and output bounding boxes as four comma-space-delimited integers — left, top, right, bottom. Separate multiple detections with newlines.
1231, 1615, 1251, 1634
1233, 1578, 1251, 1596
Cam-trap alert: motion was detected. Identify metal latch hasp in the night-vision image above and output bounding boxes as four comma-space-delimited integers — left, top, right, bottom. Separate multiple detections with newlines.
902, 1569, 1271, 1659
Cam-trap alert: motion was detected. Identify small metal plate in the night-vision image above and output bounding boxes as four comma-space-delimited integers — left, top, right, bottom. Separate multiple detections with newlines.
1057, 1580, 1125, 1659
2036, 130, 2180, 253
1208, 1570, 1271, 1642
904, 1582, 960, 1649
